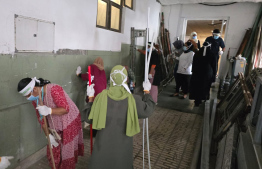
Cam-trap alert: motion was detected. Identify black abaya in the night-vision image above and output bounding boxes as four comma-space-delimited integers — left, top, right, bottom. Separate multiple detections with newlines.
189, 47, 216, 103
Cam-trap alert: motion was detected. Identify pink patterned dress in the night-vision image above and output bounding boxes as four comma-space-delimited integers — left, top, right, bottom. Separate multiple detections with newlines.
32, 84, 84, 169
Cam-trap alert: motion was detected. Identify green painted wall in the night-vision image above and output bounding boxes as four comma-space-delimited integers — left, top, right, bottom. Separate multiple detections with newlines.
0, 43, 145, 168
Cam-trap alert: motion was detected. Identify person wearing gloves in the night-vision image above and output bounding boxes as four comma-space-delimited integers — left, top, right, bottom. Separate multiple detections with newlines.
137, 42, 162, 104
172, 41, 195, 99
189, 41, 216, 106
76, 57, 107, 103
76, 57, 107, 136
189, 32, 200, 50
0, 156, 13, 169
82, 65, 155, 169
205, 29, 225, 82
17, 77, 84, 169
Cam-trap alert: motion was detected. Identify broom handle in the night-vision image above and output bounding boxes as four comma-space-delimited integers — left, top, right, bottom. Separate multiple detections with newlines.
38, 89, 56, 169
88, 66, 93, 154
142, 8, 152, 169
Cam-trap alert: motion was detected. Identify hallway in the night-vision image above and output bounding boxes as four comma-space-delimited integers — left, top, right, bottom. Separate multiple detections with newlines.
28, 80, 203, 169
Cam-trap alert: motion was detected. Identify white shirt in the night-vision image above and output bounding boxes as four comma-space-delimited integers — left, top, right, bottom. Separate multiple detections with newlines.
177, 51, 194, 75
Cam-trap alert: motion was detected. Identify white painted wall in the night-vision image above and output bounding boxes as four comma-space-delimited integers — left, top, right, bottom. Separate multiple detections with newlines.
0, 0, 161, 53
162, 2, 261, 80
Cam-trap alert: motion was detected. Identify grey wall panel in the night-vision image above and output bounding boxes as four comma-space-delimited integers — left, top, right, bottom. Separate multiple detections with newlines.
19, 103, 46, 161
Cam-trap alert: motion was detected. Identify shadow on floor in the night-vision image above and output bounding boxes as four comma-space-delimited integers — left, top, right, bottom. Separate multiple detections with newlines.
157, 79, 205, 115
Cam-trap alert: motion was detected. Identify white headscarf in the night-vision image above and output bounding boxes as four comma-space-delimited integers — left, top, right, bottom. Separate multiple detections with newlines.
190, 32, 198, 43
19, 77, 40, 96
110, 67, 131, 94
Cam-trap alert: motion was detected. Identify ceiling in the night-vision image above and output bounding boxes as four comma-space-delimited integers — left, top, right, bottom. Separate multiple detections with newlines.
159, 0, 262, 5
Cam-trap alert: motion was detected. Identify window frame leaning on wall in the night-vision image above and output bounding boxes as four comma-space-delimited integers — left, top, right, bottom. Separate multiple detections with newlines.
96, 0, 133, 32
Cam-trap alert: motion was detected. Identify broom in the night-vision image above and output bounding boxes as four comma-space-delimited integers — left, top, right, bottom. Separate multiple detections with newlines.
38, 89, 56, 169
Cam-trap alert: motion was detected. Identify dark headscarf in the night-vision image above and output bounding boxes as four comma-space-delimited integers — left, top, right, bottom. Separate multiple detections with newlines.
173, 40, 184, 50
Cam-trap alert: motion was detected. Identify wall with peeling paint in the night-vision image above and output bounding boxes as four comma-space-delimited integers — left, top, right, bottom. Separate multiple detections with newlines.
0, 0, 161, 54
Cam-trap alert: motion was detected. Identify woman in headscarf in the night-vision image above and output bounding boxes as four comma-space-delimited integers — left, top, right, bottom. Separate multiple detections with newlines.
171, 41, 195, 99
189, 41, 216, 106
17, 77, 84, 169
76, 57, 107, 136
190, 32, 200, 50
76, 57, 107, 102
83, 65, 155, 169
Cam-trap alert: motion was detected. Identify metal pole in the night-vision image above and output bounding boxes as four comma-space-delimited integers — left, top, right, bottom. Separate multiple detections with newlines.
145, 8, 150, 81
146, 118, 151, 169
143, 7, 152, 169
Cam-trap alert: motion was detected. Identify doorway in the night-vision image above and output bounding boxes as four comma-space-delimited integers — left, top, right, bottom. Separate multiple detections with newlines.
183, 18, 228, 76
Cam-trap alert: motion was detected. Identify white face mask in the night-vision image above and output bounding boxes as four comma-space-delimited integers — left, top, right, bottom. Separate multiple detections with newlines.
110, 67, 131, 94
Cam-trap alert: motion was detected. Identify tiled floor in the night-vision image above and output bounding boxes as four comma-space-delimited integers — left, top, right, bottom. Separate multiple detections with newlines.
133, 107, 202, 169
28, 80, 203, 169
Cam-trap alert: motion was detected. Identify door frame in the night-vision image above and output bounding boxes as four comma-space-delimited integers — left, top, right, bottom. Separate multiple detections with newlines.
181, 16, 230, 44
181, 16, 230, 77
